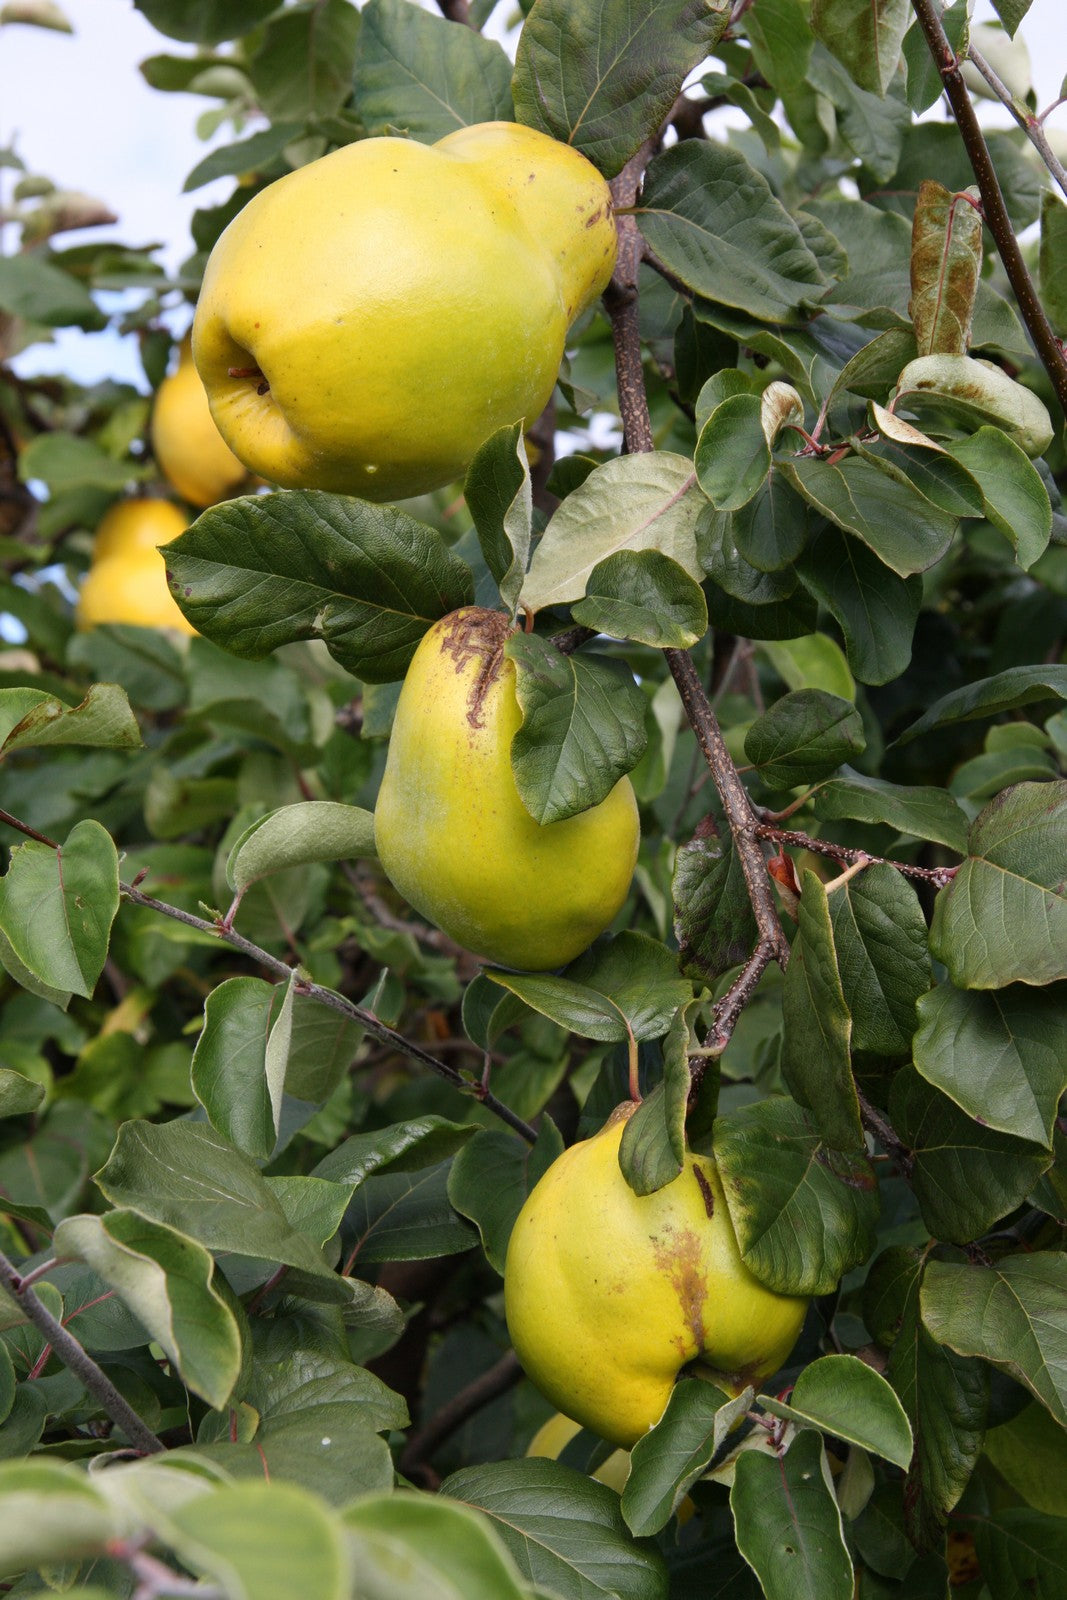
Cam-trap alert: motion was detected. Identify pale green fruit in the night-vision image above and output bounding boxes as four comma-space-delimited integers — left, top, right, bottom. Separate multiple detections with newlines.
193, 122, 617, 502
373, 607, 639, 972
505, 1103, 809, 1447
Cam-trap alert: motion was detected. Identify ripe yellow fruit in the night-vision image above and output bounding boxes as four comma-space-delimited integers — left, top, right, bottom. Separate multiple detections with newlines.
505, 1103, 808, 1447
76, 498, 194, 635
91, 496, 188, 562
373, 608, 639, 971
192, 122, 617, 502
527, 1412, 631, 1493
75, 551, 196, 635
150, 334, 247, 508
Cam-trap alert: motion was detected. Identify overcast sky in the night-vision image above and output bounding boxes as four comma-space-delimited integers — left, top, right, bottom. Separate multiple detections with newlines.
2, 0, 1064, 389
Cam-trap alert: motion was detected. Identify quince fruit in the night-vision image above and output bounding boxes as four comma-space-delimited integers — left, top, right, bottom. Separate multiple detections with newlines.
192, 122, 616, 502
373, 607, 639, 971
151, 333, 248, 508
504, 1102, 808, 1446
76, 497, 195, 635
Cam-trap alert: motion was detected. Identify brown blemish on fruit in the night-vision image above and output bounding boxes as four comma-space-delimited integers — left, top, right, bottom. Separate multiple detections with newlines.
693, 1165, 715, 1219
439, 608, 513, 729
651, 1223, 707, 1358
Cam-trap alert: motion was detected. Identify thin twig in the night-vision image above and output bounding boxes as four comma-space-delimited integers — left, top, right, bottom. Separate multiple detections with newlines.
399, 1350, 523, 1488
966, 43, 1067, 203
856, 1091, 914, 1178
756, 824, 959, 887
0, 1249, 165, 1454
909, 0, 1067, 419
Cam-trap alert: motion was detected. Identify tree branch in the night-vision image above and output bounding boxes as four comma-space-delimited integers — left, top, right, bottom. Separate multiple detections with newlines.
909, 0, 1067, 419
0, 1249, 165, 1455
965, 43, 1067, 204
756, 824, 959, 888
399, 1349, 522, 1488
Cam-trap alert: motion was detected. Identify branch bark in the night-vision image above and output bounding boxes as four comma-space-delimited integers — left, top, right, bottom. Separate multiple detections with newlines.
909, 0, 1067, 419
0, 1249, 165, 1455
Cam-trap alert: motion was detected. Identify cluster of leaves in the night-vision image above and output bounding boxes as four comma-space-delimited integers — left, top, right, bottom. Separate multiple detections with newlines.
0, 0, 1066, 1597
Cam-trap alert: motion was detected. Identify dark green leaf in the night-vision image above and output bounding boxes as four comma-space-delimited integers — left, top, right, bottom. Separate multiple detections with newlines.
355, 0, 514, 141
226, 801, 377, 894
1039, 192, 1067, 336
746, 690, 865, 789
731, 1428, 854, 1600
796, 525, 923, 686
826, 864, 930, 1056
506, 633, 648, 824
743, 0, 814, 94
636, 142, 826, 324
0, 254, 104, 330
345, 1161, 478, 1265
930, 781, 1067, 989
990, 0, 1033, 37
695, 394, 771, 512
0, 820, 118, 1001
974, 1507, 1067, 1599
780, 454, 957, 577
441, 1457, 669, 1600
448, 1122, 563, 1274
623, 1377, 740, 1537
618, 1023, 691, 1196
943, 428, 1053, 570
897, 665, 1067, 745
731, 473, 809, 573
921, 1253, 1067, 1425
760, 1354, 912, 1467
811, 0, 910, 97
813, 768, 970, 854
902, 2, 969, 113
163, 491, 475, 682
806, 41, 909, 185
248, 0, 359, 122
781, 871, 862, 1152
672, 820, 759, 984
572, 550, 708, 649
134, 0, 278, 45
714, 1096, 878, 1295
487, 931, 692, 1044
182, 122, 302, 192
464, 424, 533, 618
512, 0, 730, 178
890, 1067, 1050, 1242
312, 1117, 478, 1187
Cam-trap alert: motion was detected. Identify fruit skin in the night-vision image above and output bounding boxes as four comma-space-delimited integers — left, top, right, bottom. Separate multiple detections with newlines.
504, 1102, 808, 1447
150, 334, 247, 508
527, 1412, 631, 1493
373, 607, 639, 972
76, 497, 194, 635
192, 122, 616, 502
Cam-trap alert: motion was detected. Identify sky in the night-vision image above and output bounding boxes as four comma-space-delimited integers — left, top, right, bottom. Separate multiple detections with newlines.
1, 0, 1064, 391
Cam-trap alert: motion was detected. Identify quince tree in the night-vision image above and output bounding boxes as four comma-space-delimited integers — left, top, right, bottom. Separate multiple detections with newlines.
0, 1, 1065, 1597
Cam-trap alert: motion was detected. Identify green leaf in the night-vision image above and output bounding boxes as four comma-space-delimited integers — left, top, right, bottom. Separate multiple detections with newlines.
344, 1491, 532, 1600
0, 682, 141, 754
464, 423, 533, 618
909, 180, 983, 357
164, 491, 475, 682
247, 0, 359, 122
519, 452, 705, 614
1039, 192, 1067, 336
812, 768, 970, 854
913, 982, 1067, 1149
890, 1067, 1050, 1242
191, 976, 288, 1159
701, 506, 801, 607
731, 1428, 854, 1600
672, 819, 759, 984
759, 633, 855, 701
440, 1457, 669, 1600
795, 526, 923, 686
929, 781, 1067, 989
636, 141, 826, 323
695, 394, 771, 512
990, 0, 1033, 37
448, 1120, 563, 1275
902, 1, 969, 113
54, 1210, 242, 1409
0, 1461, 115, 1574
781, 872, 861, 1153
512, 0, 730, 178
0, 1067, 44, 1119
182, 121, 302, 191
761, 1355, 912, 1468
811, 0, 910, 97
506, 633, 648, 824
344, 1161, 478, 1265
779, 454, 957, 577
897, 664, 1067, 745
355, 0, 514, 142
745, 690, 865, 790
0, 253, 104, 329
714, 1096, 878, 1296
0, 819, 118, 1000
95, 1119, 349, 1281
623, 1377, 741, 1537
166, 1480, 350, 1600
571, 549, 708, 649
312, 1116, 478, 1187
134, 0, 278, 46
883, 1251, 989, 1547
826, 864, 931, 1056
983, 1403, 1067, 1518
921, 1253, 1067, 1425
618, 1020, 691, 1195
18, 431, 142, 493
806, 41, 909, 184
743, 0, 814, 95
731, 472, 809, 573
487, 931, 692, 1045
943, 428, 1053, 570
974, 1508, 1067, 1600
226, 801, 376, 895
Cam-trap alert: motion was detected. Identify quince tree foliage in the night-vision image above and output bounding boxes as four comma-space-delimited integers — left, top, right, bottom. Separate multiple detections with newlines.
1, 0, 1067, 1595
